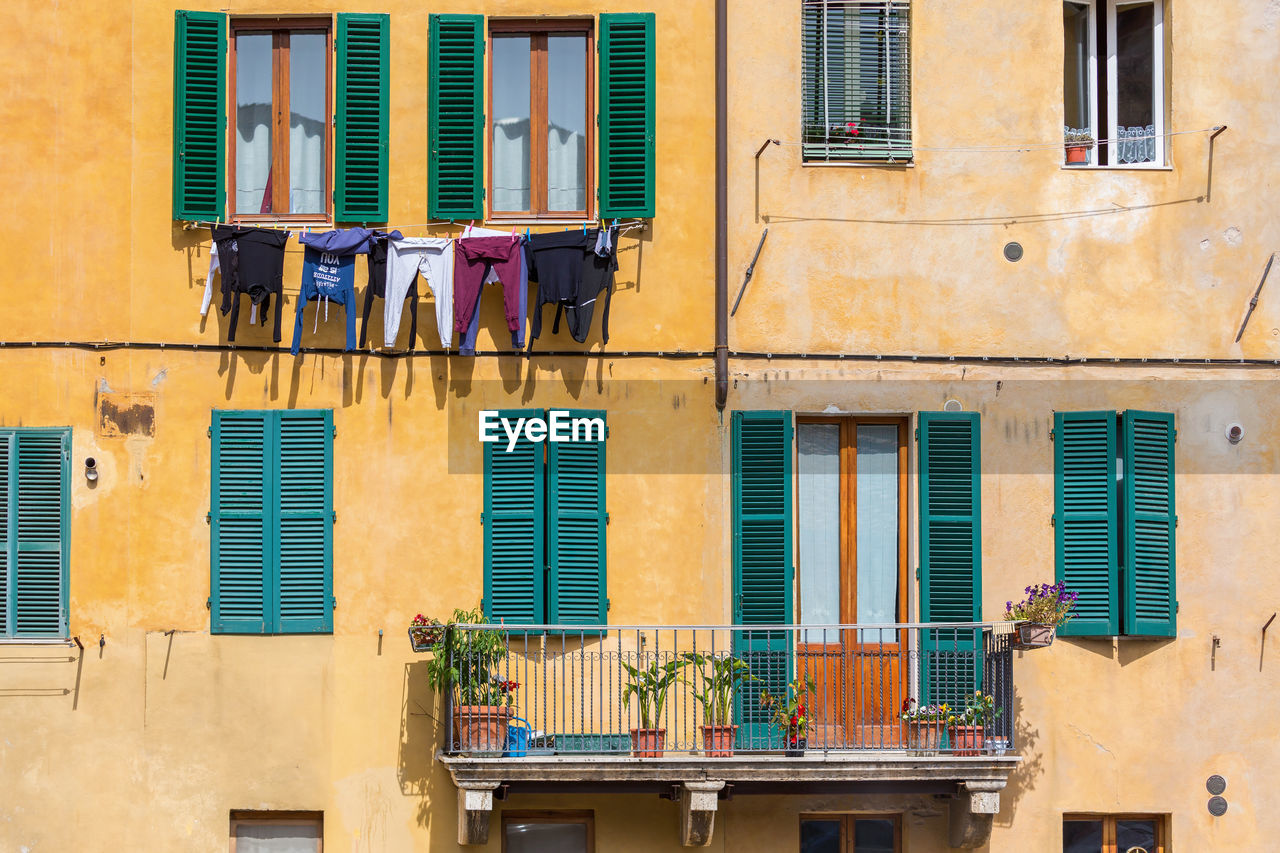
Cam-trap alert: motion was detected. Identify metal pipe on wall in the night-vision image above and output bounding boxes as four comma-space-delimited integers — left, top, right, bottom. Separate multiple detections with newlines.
714, 0, 729, 410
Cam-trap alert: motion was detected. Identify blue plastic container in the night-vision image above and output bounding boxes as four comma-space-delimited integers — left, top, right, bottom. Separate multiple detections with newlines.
505, 718, 530, 757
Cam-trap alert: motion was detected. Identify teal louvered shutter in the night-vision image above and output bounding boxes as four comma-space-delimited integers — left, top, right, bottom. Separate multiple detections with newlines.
1054, 412, 1119, 636
483, 410, 545, 625
335, 14, 390, 223
173, 10, 226, 220
731, 411, 793, 749
918, 412, 981, 707
1122, 410, 1176, 637
3, 431, 69, 638
429, 14, 484, 219
276, 411, 334, 634
211, 412, 269, 634
598, 13, 655, 218
0, 433, 8, 636
547, 411, 607, 628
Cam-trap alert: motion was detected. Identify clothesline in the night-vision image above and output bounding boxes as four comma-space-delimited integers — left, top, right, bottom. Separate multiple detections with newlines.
183, 218, 649, 235
768, 125, 1224, 154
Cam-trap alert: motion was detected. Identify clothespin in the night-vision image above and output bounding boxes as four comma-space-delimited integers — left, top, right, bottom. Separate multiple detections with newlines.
524, 228, 531, 241
511, 226, 518, 237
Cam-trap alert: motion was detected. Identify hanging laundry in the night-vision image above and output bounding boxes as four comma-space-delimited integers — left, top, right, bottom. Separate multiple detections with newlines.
211, 225, 291, 343
453, 235, 525, 349
384, 236, 455, 349
291, 228, 376, 355
199, 241, 220, 317
527, 226, 618, 344
458, 226, 529, 355
573, 224, 620, 344
359, 230, 409, 348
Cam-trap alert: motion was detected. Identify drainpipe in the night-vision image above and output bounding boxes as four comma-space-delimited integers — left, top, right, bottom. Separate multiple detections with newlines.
714, 0, 729, 410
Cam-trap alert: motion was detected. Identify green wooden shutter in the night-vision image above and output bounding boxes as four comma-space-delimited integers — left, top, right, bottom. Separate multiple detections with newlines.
429, 14, 484, 219
483, 410, 545, 625
1054, 411, 1120, 636
0, 433, 9, 636
211, 412, 269, 634
598, 13, 655, 218
335, 14, 390, 223
1122, 410, 1177, 637
731, 411, 793, 749
547, 411, 607, 628
173, 10, 226, 220
2, 430, 69, 638
918, 412, 981, 707
276, 411, 334, 634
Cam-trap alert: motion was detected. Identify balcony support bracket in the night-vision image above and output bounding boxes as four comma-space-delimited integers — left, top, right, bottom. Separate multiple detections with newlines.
457, 782, 501, 846
948, 780, 1005, 849
679, 781, 725, 847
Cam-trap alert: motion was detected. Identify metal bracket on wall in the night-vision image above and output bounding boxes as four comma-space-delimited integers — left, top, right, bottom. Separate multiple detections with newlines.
1235, 252, 1275, 342
730, 228, 769, 317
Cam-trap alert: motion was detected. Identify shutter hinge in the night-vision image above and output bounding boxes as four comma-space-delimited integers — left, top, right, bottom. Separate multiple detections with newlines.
1173, 428, 1178, 442
206, 512, 211, 524
207, 427, 212, 438
206, 597, 212, 610
915, 566, 920, 580
1049, 429, 1055, 441
332, 597, 338, 609
1176, 601, 1179, 613
1175, 516, 1179, 528
332, 511, 337, 523
1050, 515, 1055, 527
605, 426, 610, 438
605, 512, 610, 525
480, 512, 485, 524
333, 426, 337, 438
607, 598, 612, 612
914, 428, 919, 441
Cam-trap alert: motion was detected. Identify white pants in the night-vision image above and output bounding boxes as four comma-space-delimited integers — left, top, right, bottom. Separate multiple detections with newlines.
385, 237, 454, 348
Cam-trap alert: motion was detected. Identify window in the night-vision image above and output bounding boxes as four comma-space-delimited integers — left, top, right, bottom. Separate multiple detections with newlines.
210, 410, 334, 635
802, 1, 912, 163
173, 11, 389, 222
0, 429, 70, 639
483, 410, 606, 626
800, 814, 901, 853
503, 811, 594, 853
230, 811, 322, 852
1063, 814, 1166, 853
1053, 411, 1175, 637
1062, 1, 1165, 166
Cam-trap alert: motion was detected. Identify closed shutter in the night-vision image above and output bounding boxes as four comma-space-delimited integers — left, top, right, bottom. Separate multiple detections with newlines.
335, 14, 390, 223
0, 433, 8, 636
483, 410, 545, 625
1122, 410, 1176, 637
0, 430, 69, 638
918, 412, 981, 707
598, 13, 655, 218
173, 10, 226, 220
1054, 411, 1119, 636
211, 412, 269, 634
547, 411, 607, 628
276, 411, 334, 633
731, 411, 794, 749
428, 14, 484, 219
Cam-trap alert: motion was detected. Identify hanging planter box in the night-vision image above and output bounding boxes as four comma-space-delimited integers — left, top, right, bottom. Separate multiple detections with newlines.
1013, 622, 1056, 650
408, 622, 444, 652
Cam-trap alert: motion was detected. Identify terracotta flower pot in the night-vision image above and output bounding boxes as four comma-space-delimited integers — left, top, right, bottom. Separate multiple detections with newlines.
949, 725, 985, 757
453, 705, 511, 755
630, 727, 667, 758
1014, 622, 1056, 650
701, 724, 737, 757
908, 721, 944, 755
1065, 143, 1091, 164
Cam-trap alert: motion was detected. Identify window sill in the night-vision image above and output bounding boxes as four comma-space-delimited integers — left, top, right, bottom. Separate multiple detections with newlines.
0, 638, 74, 646
1061, 164, 1172, 172
228, 217, 335, 229
801, 161, 915, 169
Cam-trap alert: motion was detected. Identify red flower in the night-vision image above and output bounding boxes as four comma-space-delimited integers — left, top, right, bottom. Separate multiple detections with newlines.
798, 704, 807, 716
846, 121, 859, 136
790, 713, 799, 726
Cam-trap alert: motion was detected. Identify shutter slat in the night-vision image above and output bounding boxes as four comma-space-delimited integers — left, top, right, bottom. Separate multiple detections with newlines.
484, 410, 545, 625
599, 13, 655, 218
1122, 410, 1176, 637
173, 11, 226, 219
335, 14, 389, 222
548, 411, 607, 628
1055, 411, 1120, 636
429, 15, 484, 219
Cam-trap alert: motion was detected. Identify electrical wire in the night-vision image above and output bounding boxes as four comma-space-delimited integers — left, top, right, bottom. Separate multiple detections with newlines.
771, 125, 1223, 154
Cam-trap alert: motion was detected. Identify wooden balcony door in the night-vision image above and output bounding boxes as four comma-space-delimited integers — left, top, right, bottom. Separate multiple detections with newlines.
796, 418, 909, 748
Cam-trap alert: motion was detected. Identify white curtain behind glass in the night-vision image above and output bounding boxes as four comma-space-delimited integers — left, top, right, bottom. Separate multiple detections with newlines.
798, 424, 840, 644
289, 33, 326, 214
855, 425, 899, 638
492, 36, 531, 211
546, 35, 587, 211
233, 822, 319, 853
236, 33, 273, 213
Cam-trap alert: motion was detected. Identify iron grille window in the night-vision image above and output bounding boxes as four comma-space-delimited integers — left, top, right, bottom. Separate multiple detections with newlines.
801, 0, 912, 162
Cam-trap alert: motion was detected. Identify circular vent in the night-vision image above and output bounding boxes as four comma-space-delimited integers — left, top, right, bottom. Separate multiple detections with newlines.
1003, 242, 1024, 262
1207, 775, 1227, 795
1208, 796, 1228, 817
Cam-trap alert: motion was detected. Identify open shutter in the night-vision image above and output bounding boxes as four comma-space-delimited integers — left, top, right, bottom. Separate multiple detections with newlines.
1122, 410, 1176, 637
276, 411, 334, 634
211, 412, 269, 634
335, 14, 390, 223
598, 13, 655, 218
1055, 411, 1119, 636
484, 410, 545, 625
918, 412, 981, 707
9, 431, 69, 638
173, 10, 226, 220
429, 14, 484, 219
731, 410, 793, 749
547, 411, 607, 628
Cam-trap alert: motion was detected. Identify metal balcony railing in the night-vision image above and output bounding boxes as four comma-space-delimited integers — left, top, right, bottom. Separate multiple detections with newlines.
441, 623, 1015, 758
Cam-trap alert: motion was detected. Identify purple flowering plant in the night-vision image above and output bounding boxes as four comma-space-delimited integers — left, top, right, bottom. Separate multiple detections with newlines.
1003, 581, 1078, 628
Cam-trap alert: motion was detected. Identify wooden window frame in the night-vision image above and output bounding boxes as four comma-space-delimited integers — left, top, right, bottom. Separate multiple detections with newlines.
501, 809, 595, 853
1063, 813, 1167, 853
799, 813, 903, 853
487, 19, 595, 222
230, 810, 322, 852
228, 17, 334, 223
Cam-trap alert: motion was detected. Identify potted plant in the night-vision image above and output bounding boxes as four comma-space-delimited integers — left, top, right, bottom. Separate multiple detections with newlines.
948, 691, 1001, 756
622, 657, 689, 757
682, 652, 758, 757
1004, 581, 1078, 650
424, 607, 515, 756
759, 674, 816, 756
408, 612, 444, 652
1064, 127, 1095, 164
900, 698, 949, 756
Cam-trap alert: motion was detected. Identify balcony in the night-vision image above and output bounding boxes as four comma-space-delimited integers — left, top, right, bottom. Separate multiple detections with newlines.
435, 622, 1020, 847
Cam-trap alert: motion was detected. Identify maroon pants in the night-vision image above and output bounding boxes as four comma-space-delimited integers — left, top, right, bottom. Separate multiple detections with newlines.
453, 236, 524, 335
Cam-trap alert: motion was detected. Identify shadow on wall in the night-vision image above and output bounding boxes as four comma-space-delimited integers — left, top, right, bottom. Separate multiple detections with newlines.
995, 687, 1043, 830
1061, 636, 1174, 667
397, 660, 458, 843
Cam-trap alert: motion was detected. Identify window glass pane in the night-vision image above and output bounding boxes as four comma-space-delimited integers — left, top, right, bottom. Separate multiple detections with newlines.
233, 821, 320, 853
800, 818, 842, 853
504, 820, 588, 853
1116, 819, 1158, 852
1062, 819, 1104, 853
492, 35, 531, 212
236, 33, 274, 214
546, 34, 588, 212
1063, 2, 1091, 134
289, 32, 326, 214
1115, 2, 1155, 163
852, 818, 896, 853
798, 424, 840, 644
856, 425, 898, 641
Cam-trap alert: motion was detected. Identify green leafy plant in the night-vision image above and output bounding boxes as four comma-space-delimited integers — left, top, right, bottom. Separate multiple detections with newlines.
682, 653, 758, 725
759, 674, 817, 737
1004, 582, 1078, 628
1064, 127, 1095, 146
622, 657, 690, 729
423, 607, 514, 706
951, 690, 1002, 727
900, 697, 950, 723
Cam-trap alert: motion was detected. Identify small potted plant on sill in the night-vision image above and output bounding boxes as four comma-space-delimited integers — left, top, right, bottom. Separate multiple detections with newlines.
1004, 581, 1078, 650
1064, 127, 1095, 164
759, 674, 816, 756
424, 607, 515, 756
409, 612, 444, 652
682, 652, 758, 757
622, 657, 689, 757
948, 691, 1001, 756
900, 698, 948, 756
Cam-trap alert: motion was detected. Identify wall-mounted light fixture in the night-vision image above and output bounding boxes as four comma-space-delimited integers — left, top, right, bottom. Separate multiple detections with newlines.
84, 457, 98, 482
